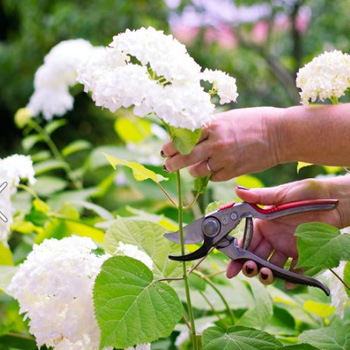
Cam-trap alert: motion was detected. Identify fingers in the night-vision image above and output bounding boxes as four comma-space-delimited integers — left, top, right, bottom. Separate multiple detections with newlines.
235, 185, 288, 205
226, 259, 243, 278
161, 127, 210, 158
165, 140, 212, 173
259, 267, 275, 285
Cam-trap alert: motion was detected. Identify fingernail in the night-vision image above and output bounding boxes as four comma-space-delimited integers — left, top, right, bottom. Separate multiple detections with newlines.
163, 164, 169, 173
245, 266, 254, 275
237, 186, 249, 190
260, 272, 268, 280
160, 150, 166, 158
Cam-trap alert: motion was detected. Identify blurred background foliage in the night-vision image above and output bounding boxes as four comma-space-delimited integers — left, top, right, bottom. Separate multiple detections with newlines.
0, 0, 348, 202
1, 1, 350, 347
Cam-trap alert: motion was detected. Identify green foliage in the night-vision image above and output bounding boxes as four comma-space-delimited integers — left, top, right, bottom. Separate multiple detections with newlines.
202, 326, 282, 350
93, 256, 183, 348
299, 325, 350, 350
104, 217, 181, 279
344, 261, 350, 298
105, 153, 167, 183
170, 127, 202, 155
195, 175, 211, 195
295, 222, 350, 275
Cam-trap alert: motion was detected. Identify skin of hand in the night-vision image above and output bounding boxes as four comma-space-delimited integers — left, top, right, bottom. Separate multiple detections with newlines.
161, 107, 282, 181
161, 104, 350, 179
227, 177, 346, 287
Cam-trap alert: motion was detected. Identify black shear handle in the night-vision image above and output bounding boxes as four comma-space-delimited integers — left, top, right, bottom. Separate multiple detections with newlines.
219, 242, 330, 296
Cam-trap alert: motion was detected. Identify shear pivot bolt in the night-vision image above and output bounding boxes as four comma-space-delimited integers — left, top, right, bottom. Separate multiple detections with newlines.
203, 218, 220, 237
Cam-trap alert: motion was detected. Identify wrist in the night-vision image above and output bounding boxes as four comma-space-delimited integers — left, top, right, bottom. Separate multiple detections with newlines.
263, 107, 288, 165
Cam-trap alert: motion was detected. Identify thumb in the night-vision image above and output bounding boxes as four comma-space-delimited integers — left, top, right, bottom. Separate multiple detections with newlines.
235, 184, 289, 205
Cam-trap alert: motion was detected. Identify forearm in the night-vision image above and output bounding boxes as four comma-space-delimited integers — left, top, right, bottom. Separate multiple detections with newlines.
274, 104, 350, 166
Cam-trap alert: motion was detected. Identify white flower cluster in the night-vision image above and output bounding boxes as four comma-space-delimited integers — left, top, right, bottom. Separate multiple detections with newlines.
0, 154, 35, 245
296, 50, 350, 105
8, 236, 154, 350
9, 236, 111, 350
115, 242, 153, 270
78, 27, 238, 130
27, 39, 96, 120
323, 261, 349, 318
201, 69, 239, 104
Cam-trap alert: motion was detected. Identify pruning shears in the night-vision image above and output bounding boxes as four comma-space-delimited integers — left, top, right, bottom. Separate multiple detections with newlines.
164, 199, 339, 296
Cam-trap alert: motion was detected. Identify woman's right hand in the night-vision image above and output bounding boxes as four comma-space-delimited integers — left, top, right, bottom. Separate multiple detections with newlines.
226, 178, 344, 288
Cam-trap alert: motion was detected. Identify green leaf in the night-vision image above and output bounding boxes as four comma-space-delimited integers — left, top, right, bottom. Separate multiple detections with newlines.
0, 334, 37, 350
24, 203, 49, 227
71, 200, 114, 220
249, 279, 273, 329
344, 261, 350, 298
295, 222, 350, 273
0, 266, 18, 296
44, 119, 66, 135
236, 174, 264, 189
104, 153, 167, 183
303, 300, 335, 318
299, 325, 350, 350
22, 134, 43, 152
94, 256, 183, 348
0, 244, 13, 265
205, 201, 226, 215
188, 273, 206, 292
202, 326, 282, 350
32, 175, 67, 196
170, 127, 201, 155
34, 159, 67, 175
297, 162, 313, 173
114, 117, 151, 143
105, 217, 181, 279
194, 175, 211, 195
280, 345, 319, 350
62, 139, 92, 157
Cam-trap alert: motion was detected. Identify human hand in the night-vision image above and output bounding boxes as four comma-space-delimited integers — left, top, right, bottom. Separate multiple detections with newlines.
226, 179, 342, 288
161, 107, 283, 181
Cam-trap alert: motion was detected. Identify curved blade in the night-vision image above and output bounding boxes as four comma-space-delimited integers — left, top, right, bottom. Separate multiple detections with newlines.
164, 217, 204, 244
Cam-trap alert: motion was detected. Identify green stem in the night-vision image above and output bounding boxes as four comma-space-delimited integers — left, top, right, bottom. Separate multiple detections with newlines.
28, 120, 82, 189
196, 271, 235, 325
176, 170, 197, 349
200, 291, 227, 328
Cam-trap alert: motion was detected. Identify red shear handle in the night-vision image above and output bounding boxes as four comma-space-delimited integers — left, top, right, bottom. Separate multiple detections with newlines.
248, 199, 339, 219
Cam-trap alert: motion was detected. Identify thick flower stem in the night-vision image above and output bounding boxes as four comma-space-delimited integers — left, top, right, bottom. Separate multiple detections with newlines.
176, 170, 197, 349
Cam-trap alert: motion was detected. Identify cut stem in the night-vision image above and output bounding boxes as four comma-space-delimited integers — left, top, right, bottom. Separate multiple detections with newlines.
330, 268, 350, 292
177, 170, 197, 349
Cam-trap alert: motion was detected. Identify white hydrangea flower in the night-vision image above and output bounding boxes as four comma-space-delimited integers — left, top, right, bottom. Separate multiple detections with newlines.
110, 27, 201, 82
296, 50, 350, 105
0, 155, 35, 245
201, 68, 239, 104
323, 261, 349, 318
150, 82, 215, 130
8, 236, 111, 350
115, 242, 153, 270
78, 27, 238, 130
27, 39, 96, 120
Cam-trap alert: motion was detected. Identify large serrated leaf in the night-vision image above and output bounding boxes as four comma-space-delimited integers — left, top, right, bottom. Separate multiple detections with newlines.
280, 345, 319, 350
344, 261, 350, 298
202, 326, 282, 350
104, 153, 167, 183
170, 127, 201, 155
295, 222, 350, 273
299, 325, 350, 350
105, 217, 181, 279
94, 256, 183, 348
